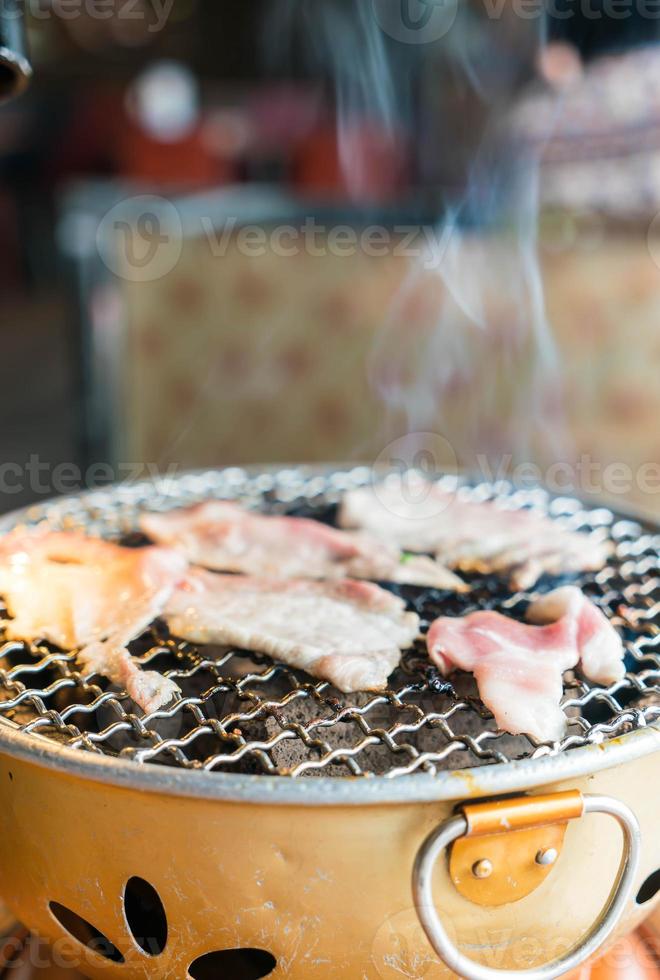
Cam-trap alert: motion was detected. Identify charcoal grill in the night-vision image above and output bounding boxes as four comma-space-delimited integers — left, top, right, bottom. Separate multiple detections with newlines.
0, 466, 657, 980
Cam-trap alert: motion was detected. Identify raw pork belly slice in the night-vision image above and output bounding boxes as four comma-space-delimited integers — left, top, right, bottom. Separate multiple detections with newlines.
164, 570, 420, 692
426, 586, 624, 742
0, 531, 187, 712
340, 478, 611, 590
140, 501, 466, 591
525, 587, 625, 687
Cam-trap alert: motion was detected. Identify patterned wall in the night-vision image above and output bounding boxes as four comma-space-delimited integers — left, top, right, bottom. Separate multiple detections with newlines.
114, 224, 660, 514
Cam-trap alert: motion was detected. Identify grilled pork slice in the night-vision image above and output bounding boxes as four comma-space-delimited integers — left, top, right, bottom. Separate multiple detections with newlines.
340, 479, 611, 590
0, 531, 187, 712
426, 586, 625, 742
140, 501, 466, 591
164, 570, 420, 692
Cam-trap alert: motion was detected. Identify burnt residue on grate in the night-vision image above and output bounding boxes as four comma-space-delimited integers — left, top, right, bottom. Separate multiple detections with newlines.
0, 469, 658, 778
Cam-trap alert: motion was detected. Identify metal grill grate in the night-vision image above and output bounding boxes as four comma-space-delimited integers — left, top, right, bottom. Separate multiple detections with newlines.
0, 467, 658, 779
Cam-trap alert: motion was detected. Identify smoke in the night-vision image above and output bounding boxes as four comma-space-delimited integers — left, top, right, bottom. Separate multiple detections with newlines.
270, 0, 411, 197
369, 144, 565, 468
275, 0, 569, 472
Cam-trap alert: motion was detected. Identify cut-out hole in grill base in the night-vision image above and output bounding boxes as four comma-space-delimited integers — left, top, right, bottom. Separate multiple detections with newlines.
48, 901, 124, 963
123, 876, 167, 955
188, 948, 277, 979
636, 869, 660, 905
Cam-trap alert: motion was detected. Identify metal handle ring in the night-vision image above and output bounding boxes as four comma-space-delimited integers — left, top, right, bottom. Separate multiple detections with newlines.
412, 794, 641, 980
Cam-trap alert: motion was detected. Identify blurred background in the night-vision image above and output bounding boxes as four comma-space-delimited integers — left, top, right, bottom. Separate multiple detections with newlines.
2, 0, 660, 513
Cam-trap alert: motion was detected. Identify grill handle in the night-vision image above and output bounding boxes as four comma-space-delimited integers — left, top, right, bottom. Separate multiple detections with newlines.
412, 793, 641, 980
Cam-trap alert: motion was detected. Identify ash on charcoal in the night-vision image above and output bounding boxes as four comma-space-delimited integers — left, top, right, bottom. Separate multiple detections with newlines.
394, 672, 544, 767
265, 692, 394, 776
262, 681, 512, 776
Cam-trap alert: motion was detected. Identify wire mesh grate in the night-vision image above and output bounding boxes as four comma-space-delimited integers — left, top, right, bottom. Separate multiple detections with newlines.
0, 467, 658, 778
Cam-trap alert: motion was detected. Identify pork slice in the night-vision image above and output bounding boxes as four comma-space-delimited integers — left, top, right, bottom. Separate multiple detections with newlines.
526, 586, 626, 686
140, 501, 466, 592
426, 586, 624, 742
340, 479, 611, 589
0, 531, 187, 712
427, 612, 576, 742
164, 570, 420, 693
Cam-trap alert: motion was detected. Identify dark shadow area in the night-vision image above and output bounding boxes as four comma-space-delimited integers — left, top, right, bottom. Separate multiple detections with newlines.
636, 869, 660, 906
188, 948, 277, 980
48, 901, 124, 963
123, 876, 168, 956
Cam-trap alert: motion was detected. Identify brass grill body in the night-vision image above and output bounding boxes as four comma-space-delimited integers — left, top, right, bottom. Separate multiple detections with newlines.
0, 467, 657, 979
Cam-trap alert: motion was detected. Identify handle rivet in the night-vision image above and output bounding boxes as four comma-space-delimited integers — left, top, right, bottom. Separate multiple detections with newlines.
472, 859, 493, 879
535, 847, 558, 867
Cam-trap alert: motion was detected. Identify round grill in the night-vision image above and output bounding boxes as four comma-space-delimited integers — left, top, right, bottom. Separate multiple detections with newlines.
0, 467, 658, 779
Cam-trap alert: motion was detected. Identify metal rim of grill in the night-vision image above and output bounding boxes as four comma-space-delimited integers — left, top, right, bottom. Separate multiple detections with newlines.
0, 464, 658, 802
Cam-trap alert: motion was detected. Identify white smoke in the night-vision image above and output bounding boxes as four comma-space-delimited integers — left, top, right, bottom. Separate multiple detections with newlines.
276, 0, 569, 472
271, 0, 409, 197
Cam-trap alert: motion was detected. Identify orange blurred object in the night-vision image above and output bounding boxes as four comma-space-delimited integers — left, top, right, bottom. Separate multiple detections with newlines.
117, 61, 238, 189
117, 119, 236, 188
566, 918, 660, 980
294, 121, 409, 203
537, 41, 584, 92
